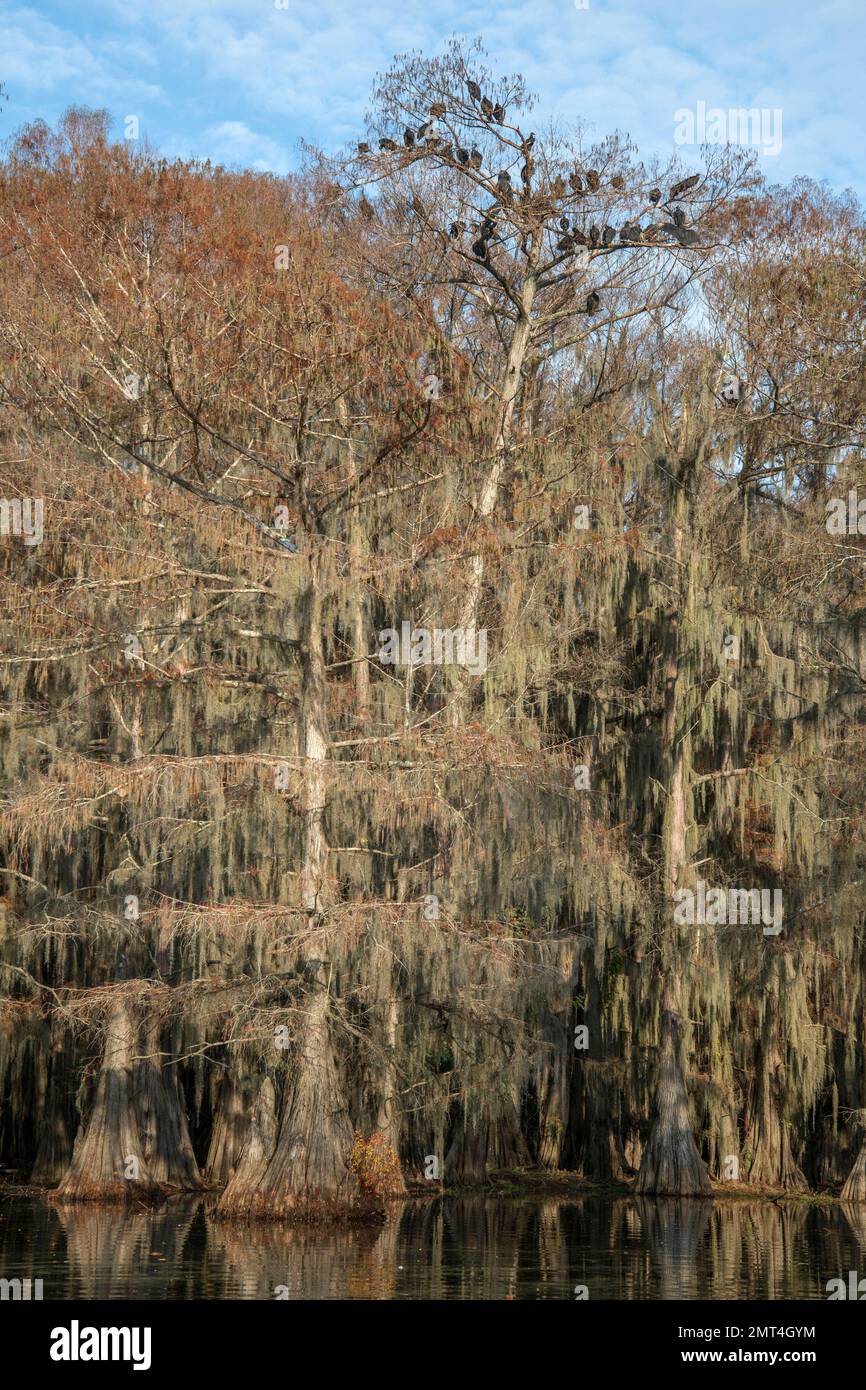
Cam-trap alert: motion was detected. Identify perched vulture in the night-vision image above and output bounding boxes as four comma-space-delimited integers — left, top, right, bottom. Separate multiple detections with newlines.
403, 128, 415, 147
585, 291, 601, 313
492, 104, 504, 123
467, 79, 482, 102
611, 174, 625, 189
669, 173, 700, 200
456, 146, 470, 164
559, 215, 570, 230
449, 221, 464, 239
586, 169, 600, 190
496, 171, 512, 197
481, 217, 496, 238
648, 188, 662, 204
569, 172, 584, 193
469, 147, 483, 169
673, 207, 686, 227
480, 96, 494, 118
602, 225, 616, 246
557, 236, 573, 253
589, 224, 600, 245
379, 137, 397, 151
357, 142, 370, 155
430, 102, 446, 118
472, 239, 488, 261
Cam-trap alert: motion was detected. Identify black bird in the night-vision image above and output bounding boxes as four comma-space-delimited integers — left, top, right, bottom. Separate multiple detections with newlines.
357, 142, 370, 155
669, 173, 699, 200
586, 169, 600, 190
585, 291, 601, 313
480, 96, 494, 118
467, 79, 482, 102
430, 101, 446, 118
449, 221, 465, 239
559, 215, 570, 230
481, 216, 496, 238
524, 132, 536, 150
648, 187, 662, 204
602, 225, 616, 246
496, 170, 512, 198
456, 146, 470, 164
379, 137, 397, 151
492, 103, 504, 123
472, 238, 488, 260
404, 127, 416, 147
589, 224, 600, 246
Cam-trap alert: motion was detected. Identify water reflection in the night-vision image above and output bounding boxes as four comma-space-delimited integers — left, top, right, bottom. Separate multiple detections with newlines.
0, 1194, 861, 1300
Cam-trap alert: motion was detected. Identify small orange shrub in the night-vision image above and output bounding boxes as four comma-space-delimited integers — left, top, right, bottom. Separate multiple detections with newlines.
349, 1131, 403, 1198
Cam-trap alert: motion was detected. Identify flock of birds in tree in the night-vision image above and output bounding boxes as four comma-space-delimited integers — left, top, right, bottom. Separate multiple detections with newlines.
356, 79, 702, 315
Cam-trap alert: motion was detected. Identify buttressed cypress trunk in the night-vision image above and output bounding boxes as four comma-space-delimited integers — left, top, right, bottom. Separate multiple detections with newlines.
219, 964, 360, 1220
53, 998, 163, 1203
134, 1011, 202, 1190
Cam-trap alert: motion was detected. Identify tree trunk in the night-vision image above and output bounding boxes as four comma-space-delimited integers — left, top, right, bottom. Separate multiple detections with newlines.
635, 976, 712, 1196
30, 1027, 74, 1184
637, 466, 709, 1196
134, 1012, 202, 1190
841, 1137, 866, 1201
52, 998, 162, 1203
219, 970, 360, 1219
217, 1075, 278, 1211
206, 1064, 258, 1186
299, 558, 329, 917
449, 288, 535, 723
744, 1046, 807, 1191
374, 989, 407, 1194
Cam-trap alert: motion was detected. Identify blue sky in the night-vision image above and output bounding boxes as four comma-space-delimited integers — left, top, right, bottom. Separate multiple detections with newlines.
1, 0, 863, 199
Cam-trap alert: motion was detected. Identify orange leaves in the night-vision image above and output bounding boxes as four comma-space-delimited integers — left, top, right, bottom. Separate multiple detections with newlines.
348, 1131, 403, 1198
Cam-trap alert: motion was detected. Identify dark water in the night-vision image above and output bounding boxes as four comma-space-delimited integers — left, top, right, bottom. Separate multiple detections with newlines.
0, 1193, 862, 1300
